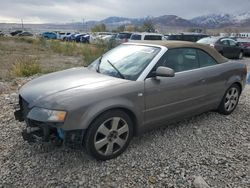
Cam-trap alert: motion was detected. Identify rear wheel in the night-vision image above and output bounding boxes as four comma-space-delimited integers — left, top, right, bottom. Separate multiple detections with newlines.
218, 84, 240, 115
84, 110, 133, 160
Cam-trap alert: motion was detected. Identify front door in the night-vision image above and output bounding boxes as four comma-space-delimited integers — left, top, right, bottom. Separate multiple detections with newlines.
144, 48, 207, 126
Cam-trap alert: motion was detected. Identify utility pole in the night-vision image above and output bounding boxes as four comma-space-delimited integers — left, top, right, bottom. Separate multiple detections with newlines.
82, 18, 84, 32
21, 19, 24, 30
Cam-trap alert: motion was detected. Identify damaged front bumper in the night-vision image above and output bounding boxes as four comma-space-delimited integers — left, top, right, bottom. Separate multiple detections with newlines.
21, 120, 85, 146
14, 96, 85, 146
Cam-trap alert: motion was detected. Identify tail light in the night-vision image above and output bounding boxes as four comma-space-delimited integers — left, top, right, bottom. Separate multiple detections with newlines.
245, 43, 250, 48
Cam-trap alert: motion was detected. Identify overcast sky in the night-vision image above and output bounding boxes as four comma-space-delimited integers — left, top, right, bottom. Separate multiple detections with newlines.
0, 0, 250, 23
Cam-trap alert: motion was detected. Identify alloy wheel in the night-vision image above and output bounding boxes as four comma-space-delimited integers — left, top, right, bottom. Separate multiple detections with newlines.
224, 87, 239, 112
94, 117, 129, 156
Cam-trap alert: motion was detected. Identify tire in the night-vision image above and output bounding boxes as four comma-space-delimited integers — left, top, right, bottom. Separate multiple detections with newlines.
84, 110, 133, 160
238, 51, 243, 59
218, 84, 241, 115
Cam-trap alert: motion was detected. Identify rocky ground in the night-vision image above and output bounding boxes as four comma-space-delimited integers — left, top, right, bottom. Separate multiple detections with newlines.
0, 60, 250, 188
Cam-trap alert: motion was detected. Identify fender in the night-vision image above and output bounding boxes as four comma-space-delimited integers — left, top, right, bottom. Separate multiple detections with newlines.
225, 74, 243, 92
78, 97, 144, 132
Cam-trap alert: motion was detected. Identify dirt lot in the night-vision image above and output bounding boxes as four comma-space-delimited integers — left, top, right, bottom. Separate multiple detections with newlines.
0, 37, 106, 80
0, 41, 250, 187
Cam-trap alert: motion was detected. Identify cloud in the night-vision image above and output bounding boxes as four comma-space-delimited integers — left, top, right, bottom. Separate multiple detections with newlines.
0, 0, 249, 23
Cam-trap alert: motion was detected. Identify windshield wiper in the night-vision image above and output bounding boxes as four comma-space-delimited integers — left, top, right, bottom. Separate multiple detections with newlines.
107, 60, 125, 79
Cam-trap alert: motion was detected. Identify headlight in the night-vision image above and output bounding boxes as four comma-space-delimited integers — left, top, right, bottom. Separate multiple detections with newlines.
47, 110, 67, 122
27, 107, 67, 122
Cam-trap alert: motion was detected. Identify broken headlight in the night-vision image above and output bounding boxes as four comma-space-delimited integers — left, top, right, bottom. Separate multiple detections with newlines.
27, 107, 67, 122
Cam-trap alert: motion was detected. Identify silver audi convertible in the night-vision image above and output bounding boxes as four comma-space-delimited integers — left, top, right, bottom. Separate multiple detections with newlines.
14, 41, 247, 160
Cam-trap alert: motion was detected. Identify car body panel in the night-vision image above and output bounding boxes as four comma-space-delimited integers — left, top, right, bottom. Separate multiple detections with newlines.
20, 67, 129, 107
144, 68, 207, 126
16, 41, 247, 139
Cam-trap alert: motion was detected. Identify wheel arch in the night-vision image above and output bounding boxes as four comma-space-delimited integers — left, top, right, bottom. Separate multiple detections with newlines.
87, 107, 139, 136
232, 82, 242, 94
226, 75, 243, 94
79, 100, 142, 136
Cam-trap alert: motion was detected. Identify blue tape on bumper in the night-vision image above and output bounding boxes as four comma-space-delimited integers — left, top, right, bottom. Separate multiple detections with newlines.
57, 128, 65, 139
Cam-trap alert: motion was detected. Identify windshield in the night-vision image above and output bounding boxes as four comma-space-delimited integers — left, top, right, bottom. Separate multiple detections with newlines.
88, 44, 160, 81
130, 34, 142, 40
117, 33, 132, 39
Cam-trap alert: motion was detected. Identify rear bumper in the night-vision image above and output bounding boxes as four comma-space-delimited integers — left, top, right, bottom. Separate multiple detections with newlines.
243, 48, 250, 56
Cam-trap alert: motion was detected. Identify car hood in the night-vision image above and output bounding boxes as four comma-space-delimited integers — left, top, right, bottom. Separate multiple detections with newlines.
20, 67, 128, 106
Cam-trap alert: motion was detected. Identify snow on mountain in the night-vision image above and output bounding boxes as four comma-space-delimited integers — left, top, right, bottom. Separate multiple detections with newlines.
190, 12, 250, 28
190, 14, 234, 28
98, 12, 250, 29
232, 12, 250, 22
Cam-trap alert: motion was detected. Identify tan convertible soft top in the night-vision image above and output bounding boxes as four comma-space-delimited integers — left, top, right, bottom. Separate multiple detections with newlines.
128, 40, 228, 64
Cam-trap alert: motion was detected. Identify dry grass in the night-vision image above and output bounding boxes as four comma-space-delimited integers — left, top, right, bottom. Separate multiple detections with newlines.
0, 37, 110, 80
10, 56, 41, 77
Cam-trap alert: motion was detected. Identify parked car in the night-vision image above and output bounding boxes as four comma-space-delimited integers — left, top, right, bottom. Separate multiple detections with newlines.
129, 32, 165, 41
116, 32, 133, 43
167, 33, 209, 42
63, 33, 79, 41
10, 30, 23, 36
74, 33, 88, 43
0, 31, 5, 36
197, 37, 244, 59
41, 32, 57, 39
89, 32, 115, 44
17, 31, 33, 37
237, 39, 250, 56
56, 32, 71, 40
80, 34, 90, 43
14, 41, 247, 160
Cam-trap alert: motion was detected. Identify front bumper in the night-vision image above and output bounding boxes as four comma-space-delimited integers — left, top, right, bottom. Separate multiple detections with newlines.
20, 121, 85, 146
14, 96, 85, 146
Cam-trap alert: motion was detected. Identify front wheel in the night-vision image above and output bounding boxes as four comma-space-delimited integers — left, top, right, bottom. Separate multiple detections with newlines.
84, 110, 133, 160
218, 84, 240, 115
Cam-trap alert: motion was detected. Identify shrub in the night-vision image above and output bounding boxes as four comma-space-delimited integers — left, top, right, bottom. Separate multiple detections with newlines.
81, 43, 108, 65
16, 37, 35, 44
83, 41, 117, 65
10, 56, 42, 77
49, 40, 79, 56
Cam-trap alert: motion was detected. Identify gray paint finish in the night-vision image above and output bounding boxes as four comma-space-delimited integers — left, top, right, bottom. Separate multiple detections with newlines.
19, 42, 247, 134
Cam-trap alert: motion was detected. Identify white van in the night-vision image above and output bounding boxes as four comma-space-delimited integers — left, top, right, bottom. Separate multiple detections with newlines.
129, 32, 165, 41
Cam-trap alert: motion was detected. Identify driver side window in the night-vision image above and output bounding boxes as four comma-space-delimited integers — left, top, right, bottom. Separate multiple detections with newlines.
228, 40, 237, 46
220, 39, 229, 46
155, 48, 199, 73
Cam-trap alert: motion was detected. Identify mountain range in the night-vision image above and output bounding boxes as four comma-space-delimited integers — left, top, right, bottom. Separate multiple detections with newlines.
1, 12, 250, 32
96, 12, 250, 28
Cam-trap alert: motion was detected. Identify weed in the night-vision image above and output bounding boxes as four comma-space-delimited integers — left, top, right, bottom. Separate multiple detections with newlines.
10, 56, 42, 77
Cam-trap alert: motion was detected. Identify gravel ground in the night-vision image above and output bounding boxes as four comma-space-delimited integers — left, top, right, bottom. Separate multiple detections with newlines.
0, 60, 250, 188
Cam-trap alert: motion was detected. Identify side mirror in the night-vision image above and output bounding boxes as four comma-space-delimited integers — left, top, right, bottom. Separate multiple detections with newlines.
155, 66, 175, 77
